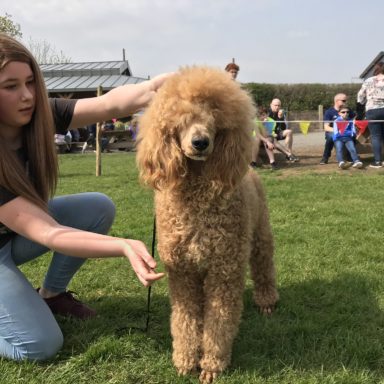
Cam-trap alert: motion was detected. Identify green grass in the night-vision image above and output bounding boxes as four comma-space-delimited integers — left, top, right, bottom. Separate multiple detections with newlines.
2, 152, 384, 383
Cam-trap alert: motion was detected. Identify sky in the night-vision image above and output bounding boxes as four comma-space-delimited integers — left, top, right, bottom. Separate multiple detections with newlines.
1, 0, 383, 84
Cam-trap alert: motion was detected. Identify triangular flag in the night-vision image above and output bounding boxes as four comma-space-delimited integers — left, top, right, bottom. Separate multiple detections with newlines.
355, 120, 369, 135
337, 121, 348, 135
299, 121, 310, 135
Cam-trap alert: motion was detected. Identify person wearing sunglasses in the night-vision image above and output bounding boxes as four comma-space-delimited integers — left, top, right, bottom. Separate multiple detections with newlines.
321, 93, 355, 165
333, 107, 363, 169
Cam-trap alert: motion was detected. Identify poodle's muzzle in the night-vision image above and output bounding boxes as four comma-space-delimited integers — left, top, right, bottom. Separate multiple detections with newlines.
180, 123, 214, 161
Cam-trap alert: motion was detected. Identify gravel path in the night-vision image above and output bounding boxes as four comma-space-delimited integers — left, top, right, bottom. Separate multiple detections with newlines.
292, 131, 325, 151
260, 131, 374, 174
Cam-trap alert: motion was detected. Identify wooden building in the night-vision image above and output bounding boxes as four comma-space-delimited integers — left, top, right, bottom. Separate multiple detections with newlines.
41, 60, 146, 150
41, 60, 147, 99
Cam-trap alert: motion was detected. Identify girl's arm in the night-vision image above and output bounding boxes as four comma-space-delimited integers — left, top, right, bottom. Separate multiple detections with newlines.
68, 73, 173, 129
0, 197, 164, 286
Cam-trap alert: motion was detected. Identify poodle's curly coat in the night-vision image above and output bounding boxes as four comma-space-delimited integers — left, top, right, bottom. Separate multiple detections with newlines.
136, 67, 278, 383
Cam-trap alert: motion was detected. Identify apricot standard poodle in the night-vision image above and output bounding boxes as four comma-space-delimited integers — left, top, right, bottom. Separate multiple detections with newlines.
136, 66, 279, 383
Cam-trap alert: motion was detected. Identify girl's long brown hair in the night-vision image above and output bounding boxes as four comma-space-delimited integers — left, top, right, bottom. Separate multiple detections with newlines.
0, 33, 58, 210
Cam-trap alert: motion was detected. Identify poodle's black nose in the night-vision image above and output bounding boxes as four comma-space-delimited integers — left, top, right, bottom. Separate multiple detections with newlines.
192, 137, 209, 151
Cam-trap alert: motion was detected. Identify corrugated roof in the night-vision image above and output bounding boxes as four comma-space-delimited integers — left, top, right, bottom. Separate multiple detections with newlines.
44, 75, 145, 92
41, 61, 147, 93
41, 60, 132, 77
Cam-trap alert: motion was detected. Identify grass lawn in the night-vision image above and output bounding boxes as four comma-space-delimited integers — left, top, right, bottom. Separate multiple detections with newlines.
1, 152, 384, 384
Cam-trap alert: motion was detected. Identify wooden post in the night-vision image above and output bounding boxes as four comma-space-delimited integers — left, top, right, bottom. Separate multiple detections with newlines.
96, 85, 103, 176
318, 105, 323, 131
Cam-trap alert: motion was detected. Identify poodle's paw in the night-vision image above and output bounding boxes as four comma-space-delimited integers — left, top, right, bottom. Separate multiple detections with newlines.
177, 366, 198, 377
199, 354, 227, 383
199, 369, 219, 383
259, 304, 276, 316
254, 289, 279, 315
174, 354, 199, 377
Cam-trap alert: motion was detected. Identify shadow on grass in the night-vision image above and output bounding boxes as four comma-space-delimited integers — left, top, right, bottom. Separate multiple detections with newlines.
55, 291, 172, 358
233, 272, 384, 377
50, 272, 384, 380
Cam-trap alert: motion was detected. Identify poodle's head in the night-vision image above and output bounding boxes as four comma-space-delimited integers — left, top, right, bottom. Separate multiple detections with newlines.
136, 66, 256, 192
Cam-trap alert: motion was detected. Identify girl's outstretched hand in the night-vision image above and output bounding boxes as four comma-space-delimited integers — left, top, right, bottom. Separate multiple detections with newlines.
123, 239, 165, 286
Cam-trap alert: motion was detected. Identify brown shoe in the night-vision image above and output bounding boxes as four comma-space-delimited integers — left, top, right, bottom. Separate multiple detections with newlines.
39, 290, 97, 320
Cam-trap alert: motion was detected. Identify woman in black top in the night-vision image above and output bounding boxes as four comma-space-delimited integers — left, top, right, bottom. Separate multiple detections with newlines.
0, 33, 169, 361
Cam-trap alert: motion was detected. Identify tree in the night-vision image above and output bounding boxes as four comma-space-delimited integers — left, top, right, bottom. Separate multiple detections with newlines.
27, 37, 71, 64
0, 13, 22, 38
0, 13, 70, 64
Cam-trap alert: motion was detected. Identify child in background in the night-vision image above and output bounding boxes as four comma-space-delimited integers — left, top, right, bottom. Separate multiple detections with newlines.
253, 107, 299, 169
333, 107, 363, 169
252, 107, 278, 170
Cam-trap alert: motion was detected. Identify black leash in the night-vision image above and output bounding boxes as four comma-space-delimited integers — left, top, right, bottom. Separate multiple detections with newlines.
144, 215, 156, 332
115, 216, 156, 336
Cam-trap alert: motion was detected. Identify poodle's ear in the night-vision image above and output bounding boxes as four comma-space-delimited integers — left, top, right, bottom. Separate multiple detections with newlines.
136, 124, 186, 191
204, 127, 252, 192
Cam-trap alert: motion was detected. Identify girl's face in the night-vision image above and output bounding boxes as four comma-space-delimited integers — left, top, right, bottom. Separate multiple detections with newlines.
0, 61, 36, 135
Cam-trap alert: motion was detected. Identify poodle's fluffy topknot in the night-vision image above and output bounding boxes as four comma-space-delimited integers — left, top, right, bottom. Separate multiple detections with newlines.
136, 66, 256, 192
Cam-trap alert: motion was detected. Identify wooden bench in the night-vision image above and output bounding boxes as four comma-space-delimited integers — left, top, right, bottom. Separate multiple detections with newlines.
103, 130, 136, 151
55, 130, 136, 153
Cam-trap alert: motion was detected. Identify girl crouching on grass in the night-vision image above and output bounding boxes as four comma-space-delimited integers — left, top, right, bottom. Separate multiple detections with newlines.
0, 33, 169, 361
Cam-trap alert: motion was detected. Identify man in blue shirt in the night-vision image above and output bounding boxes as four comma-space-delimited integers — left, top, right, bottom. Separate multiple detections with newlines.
321, 93, 354, 164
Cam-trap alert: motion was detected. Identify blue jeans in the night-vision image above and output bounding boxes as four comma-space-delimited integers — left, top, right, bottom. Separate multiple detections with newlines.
0, 192, 115, 361
321, 132, 334, 160
334, 137, 359, 163
366, 107, 384, 162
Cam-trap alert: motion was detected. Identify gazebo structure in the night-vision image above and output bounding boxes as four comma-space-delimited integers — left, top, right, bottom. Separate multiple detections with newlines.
41, 60, 146, 153
41, 60, 147, 99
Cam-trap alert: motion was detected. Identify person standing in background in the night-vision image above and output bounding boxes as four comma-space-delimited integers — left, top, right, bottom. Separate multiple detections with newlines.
357, 62, 384, 168
225, 59, 239, 81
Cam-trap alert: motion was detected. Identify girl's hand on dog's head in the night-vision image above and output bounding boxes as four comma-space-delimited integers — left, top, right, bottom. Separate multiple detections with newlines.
150, 72, 175, 92
123, 239, 165, 286
137, 72, 175, 108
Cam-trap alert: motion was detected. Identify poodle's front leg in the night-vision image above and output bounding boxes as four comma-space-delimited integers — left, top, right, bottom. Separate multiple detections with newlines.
168, 269, 204, 376
199, 272, 245, 383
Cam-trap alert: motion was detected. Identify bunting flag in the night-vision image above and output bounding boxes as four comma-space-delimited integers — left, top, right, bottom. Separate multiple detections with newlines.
299, 121, 310, 135
337, 121, 348, 135
354, 120, 369, 135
